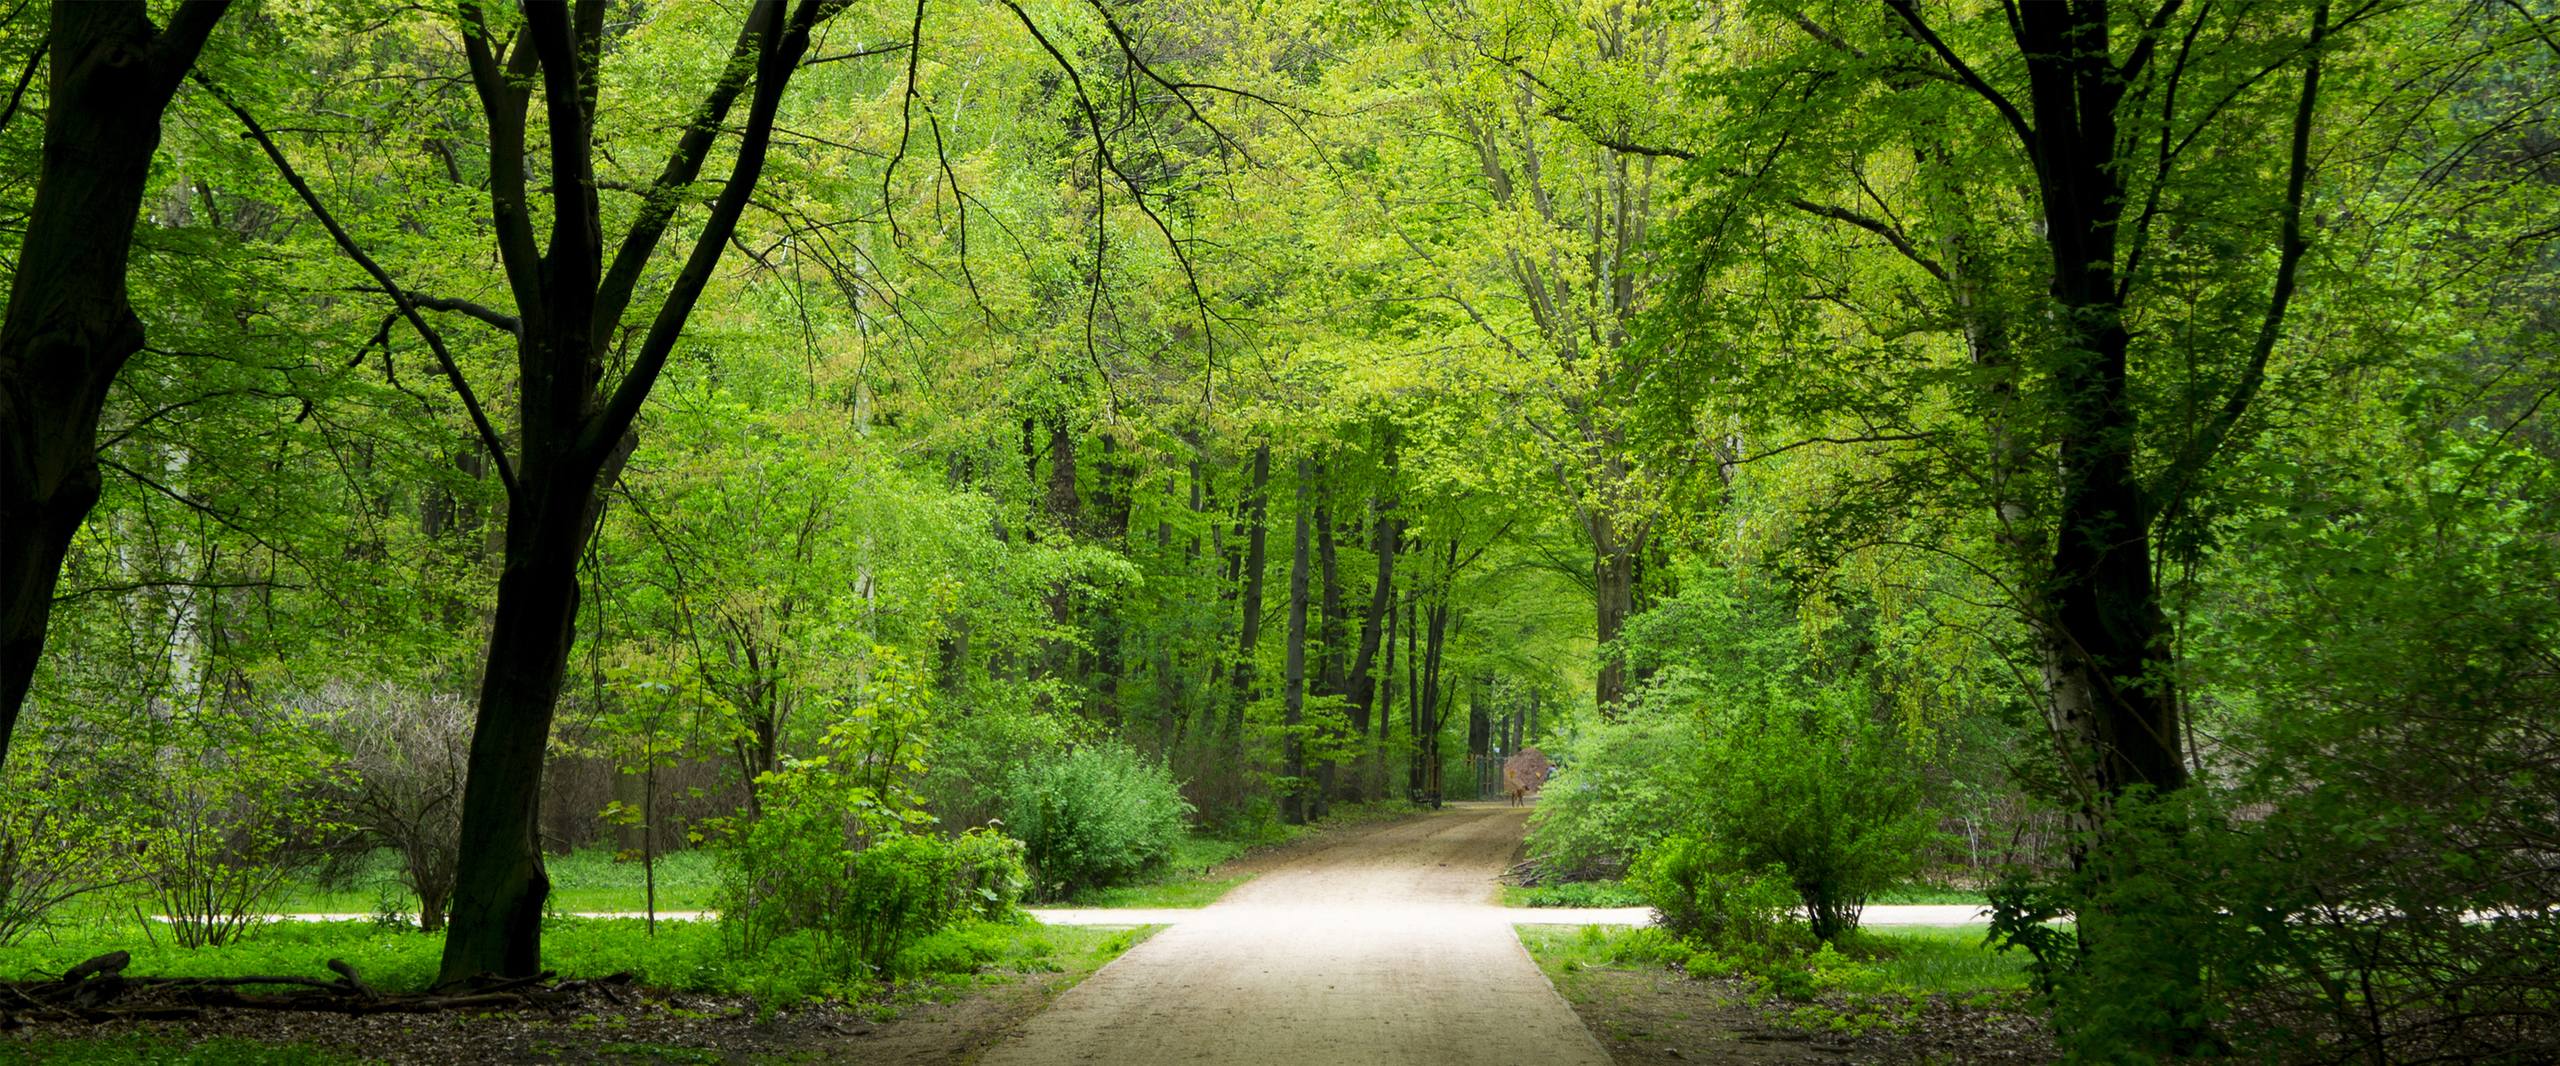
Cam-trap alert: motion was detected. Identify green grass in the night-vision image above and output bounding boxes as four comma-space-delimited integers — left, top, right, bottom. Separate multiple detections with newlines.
0, 1034, 356, 1065
1512, 923, 2027, 998
1824, 926, 2028, 995
1500, 881, 1649, 908
0, 913, 1143, 1005
266, 846, 724, 917
1869, 881, 1992, 905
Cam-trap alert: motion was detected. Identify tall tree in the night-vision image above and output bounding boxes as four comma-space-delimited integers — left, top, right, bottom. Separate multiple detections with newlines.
1282, 455, 1312, 824
0, 0, 229, 771
421, 0, 844, 984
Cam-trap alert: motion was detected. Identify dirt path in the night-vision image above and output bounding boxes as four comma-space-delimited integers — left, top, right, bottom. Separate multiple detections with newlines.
978, 802, 1613, 1066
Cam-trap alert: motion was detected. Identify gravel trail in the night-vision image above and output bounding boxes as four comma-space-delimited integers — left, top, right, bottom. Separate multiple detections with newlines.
978, 802, 1613, 1066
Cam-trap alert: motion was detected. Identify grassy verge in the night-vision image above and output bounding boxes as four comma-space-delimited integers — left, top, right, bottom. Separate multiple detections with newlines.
1516, 923, 2031, 1040
0, 913, 1136, 1003
1498, 881, 1648, 908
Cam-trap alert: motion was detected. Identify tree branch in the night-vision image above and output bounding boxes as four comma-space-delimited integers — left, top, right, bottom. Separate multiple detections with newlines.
2152, 1, 2327, 527
1884, 0, 2037, 151
201, 74, 519, 498
587, 0, 847, 456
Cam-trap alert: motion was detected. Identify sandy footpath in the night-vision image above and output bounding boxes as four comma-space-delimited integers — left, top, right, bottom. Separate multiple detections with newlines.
977, 802, 1613, 1066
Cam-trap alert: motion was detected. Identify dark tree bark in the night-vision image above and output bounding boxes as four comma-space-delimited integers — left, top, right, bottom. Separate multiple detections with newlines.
426, 0, 840, 986
1281, 457, 1312, 824
1881, 1, 2328, 1052
0, 0, 230, 772
1402, 586, 1420, 798
1467, 671, 1491, 758
1225, 443, 1270, 751
1414, 540, 1455, 801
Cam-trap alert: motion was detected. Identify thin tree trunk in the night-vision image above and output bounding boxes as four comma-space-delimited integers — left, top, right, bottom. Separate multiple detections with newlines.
1226, 444, 1270, 754
1282, 457, 1312, 824
0, 0, 229, 770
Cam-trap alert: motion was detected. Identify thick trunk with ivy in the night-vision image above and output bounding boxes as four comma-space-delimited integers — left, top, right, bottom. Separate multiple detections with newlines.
0, 0, 227, 772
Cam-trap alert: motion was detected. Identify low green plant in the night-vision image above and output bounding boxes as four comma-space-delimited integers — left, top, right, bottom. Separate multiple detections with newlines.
1523, 704, 1707, 882
1501, 880, 1649, 908
1001, 741, 1192, 900
1692, 681, 1941, 944
1630, 835, 1808, 959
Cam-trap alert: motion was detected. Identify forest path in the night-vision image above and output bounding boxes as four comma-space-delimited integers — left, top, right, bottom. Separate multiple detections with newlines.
978, 802, 1612, 1066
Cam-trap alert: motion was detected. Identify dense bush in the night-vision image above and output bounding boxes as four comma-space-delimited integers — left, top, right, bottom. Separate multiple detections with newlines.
721, 765, 1027, 979
1630, 835, 1806, 958
1695, 681, 1940, 943
1001, 741, 1192, 899
719, 654, 1028, 982
1994, 440, 2560, 1061
1523, 704, 1708, 881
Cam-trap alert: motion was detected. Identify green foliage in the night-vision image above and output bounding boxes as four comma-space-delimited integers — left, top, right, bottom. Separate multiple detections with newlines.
0, 761, 140, 945
1001, 742, 1194, 900
1524, 704, 1706, 881
1500, 881, 1648, 908
1692, 681, 1942, 944
140, 708, 350, 948
1629, 836, 1807, 959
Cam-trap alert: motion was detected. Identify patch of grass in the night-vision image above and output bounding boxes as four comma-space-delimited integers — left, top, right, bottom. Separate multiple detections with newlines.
541, 847, 724, 913
1826, 926, 2028, 995
0, 912, 1143, 1010
1869, 881, 1991, 905
3, 1034, 354, 1064
1500, 881, 1648, 908
1514, 923, 1691, 976
1064, 875, 1250, 909
262, 846, 725, 919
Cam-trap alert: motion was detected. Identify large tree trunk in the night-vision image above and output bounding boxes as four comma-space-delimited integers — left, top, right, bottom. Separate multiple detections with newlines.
2010, 4, 2185, 802
1282, 457, 1312, 824
0, 0, 228, 771
443, 480, 604, 980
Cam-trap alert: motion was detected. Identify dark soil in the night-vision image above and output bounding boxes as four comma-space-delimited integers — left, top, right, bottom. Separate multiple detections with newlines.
1, 960, 1097, 1064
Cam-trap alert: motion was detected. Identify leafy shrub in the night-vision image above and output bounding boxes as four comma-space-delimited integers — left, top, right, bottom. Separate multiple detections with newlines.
1523, 704, 1709, 882
141, 709, 348, 947
719, 763, 1026, 980
1695, 681, 1940, 943
1000, 741, 1192, 899
1631, 835, 1807, 959
0, 763, 140, 944
718, 652, 1029, 986
1991, 438, 2560, 1062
